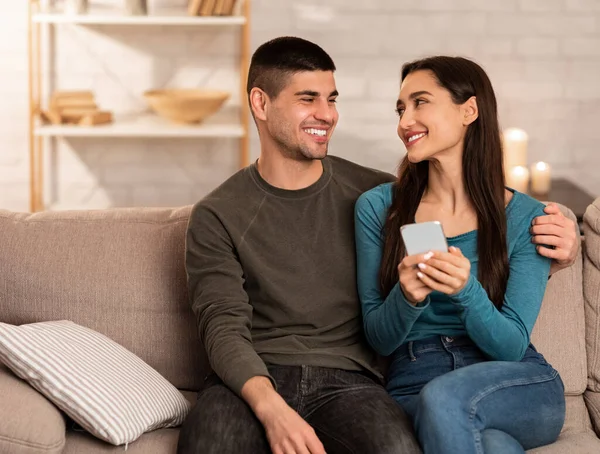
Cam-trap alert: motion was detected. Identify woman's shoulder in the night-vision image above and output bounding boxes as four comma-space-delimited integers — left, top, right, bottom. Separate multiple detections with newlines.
356, 182, 394, 211
506, 190, 547, 234
355, 182, 395, 226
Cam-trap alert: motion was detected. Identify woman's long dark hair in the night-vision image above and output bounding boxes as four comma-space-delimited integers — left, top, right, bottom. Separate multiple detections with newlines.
379, 56, 508, 309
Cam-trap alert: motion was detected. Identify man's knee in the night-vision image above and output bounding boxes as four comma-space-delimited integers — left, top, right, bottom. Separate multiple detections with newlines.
177, 384, 268, 454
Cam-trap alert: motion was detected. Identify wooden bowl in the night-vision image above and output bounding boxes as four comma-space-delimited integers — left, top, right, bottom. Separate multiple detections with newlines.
143, 89, 230, 124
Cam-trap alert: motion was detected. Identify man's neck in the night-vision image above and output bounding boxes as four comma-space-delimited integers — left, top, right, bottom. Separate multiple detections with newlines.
256, 153, 324, 190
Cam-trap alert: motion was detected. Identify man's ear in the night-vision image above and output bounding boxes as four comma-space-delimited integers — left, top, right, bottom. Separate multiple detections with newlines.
250, 88, 268, 121
462, 96, 478, 126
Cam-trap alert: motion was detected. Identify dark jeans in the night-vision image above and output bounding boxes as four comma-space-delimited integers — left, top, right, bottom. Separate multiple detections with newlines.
177, 365, 421, 454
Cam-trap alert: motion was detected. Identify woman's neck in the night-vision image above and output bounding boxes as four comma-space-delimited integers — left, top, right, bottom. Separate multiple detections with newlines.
422, 159, 471, 216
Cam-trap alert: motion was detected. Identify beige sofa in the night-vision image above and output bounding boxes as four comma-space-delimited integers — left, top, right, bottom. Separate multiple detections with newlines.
1, 198, 600, 454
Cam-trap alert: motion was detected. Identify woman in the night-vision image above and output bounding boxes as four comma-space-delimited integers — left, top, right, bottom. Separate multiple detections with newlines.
354, 56, 565, 453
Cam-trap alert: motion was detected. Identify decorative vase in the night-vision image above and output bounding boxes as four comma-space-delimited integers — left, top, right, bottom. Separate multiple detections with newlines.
124, 0, 148, 15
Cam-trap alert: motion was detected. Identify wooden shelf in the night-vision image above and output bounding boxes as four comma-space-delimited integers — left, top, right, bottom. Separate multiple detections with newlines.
32, 9, 246, 26
28, 0, 251, 211
34, 114, 245, 138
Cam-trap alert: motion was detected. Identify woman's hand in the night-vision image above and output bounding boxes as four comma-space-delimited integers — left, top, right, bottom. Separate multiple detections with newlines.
415, 246, 471, 295
398, 252, 435, 305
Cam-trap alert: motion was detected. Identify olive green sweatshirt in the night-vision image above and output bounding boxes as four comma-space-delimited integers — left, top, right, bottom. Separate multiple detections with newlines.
185, 156, 394, 395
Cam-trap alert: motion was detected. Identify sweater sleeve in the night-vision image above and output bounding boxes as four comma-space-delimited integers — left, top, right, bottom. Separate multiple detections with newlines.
186, 202, 273, 395
354, 190, 429, 357
449, 206, 551, 361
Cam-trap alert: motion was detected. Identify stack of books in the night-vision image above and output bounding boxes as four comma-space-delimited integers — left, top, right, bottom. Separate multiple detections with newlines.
40, 91, 113, 127
188, 0, 238, 16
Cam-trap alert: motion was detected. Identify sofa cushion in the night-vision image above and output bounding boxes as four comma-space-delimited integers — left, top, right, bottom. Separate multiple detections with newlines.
0, 320, 191, 446
0, 364, 65, 454
0, 207, 209, 391
526, 431, 600, 453
63, 428, 180, 454
531, 204, 587, 395
584, 198, 600, 391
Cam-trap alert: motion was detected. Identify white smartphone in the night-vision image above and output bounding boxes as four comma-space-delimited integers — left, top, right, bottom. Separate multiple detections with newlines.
400, 221, 449, 256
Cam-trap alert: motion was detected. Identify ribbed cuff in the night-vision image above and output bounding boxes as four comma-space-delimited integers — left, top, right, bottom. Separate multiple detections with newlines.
392, 282, 430, 313
224, 361, 276, 396
449, 274, 480, 306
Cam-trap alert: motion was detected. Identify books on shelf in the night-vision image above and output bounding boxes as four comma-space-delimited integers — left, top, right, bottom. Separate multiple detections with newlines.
188, 0, 237, 16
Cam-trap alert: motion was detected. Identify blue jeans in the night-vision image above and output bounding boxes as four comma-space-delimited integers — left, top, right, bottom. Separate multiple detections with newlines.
386, 335, 565, 454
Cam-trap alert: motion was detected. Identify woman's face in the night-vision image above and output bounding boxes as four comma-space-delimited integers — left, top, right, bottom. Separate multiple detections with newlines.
396, 70, 475, 164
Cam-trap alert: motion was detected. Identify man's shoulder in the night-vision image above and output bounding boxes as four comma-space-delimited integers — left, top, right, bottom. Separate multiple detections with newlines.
327, 155, 395, 193
191, 166, 257, 219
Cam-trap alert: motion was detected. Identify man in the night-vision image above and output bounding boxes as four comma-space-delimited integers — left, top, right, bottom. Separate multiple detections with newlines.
177, 37, 578, 454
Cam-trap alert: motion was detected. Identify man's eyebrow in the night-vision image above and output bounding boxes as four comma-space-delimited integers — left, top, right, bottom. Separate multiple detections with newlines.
294, 90, 339, 97
396, 90, 433, 107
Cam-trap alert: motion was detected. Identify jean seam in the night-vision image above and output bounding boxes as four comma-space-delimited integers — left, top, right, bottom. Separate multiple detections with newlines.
302, 385, 374, 420
467, 369, 560, 452
310, 421, 357, 454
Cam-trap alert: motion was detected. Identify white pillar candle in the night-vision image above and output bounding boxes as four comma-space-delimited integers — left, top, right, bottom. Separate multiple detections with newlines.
506, 165, 530, 193
503, 128, 528, 170
530, 161, 551, 195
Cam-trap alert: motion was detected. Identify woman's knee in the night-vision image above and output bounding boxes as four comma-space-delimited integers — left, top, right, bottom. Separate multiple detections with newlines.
416, 375, 468, 424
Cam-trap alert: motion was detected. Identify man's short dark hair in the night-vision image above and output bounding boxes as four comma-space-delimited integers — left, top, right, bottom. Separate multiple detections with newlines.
247, 36, 336, 100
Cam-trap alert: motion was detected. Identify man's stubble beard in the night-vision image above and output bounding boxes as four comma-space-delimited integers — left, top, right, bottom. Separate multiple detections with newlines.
271, 120, 328, 162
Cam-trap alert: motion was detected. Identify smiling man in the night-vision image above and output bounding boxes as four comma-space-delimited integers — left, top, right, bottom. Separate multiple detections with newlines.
177, 36, 419, 454
177, 37, 578, 454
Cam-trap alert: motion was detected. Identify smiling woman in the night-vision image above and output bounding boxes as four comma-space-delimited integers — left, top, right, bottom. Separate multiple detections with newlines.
354, 56, 566, 454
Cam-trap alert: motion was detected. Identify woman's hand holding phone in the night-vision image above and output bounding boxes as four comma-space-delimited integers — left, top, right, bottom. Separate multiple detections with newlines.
398, 252, 436, 305
415, 247, 471, 295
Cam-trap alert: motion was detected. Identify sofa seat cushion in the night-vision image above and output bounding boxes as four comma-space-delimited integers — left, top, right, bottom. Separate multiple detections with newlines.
0, 364, 65, 454
526, 431, 600, 453
0, 320, 191, 446
584, 198, 600, 391
63, 428, 180, 454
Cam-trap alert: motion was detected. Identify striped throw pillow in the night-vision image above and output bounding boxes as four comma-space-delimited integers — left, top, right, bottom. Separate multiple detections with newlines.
0, 320, 191, 446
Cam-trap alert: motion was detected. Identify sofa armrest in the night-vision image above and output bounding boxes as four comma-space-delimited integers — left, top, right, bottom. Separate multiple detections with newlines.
0, 364, 65, 454
584, 390, 600, 437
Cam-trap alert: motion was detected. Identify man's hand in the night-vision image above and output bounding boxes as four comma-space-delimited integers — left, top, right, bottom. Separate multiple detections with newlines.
241, 376, 326, 454
531, 203, 579, 275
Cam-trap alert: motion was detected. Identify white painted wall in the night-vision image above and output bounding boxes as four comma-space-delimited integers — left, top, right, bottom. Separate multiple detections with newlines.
2, 0, 599, 211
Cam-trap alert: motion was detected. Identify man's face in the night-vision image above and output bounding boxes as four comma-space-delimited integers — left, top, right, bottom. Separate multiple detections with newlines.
265, 71, 339, 161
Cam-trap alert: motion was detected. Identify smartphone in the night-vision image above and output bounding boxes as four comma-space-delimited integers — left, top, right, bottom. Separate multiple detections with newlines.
400, 221, 449, 256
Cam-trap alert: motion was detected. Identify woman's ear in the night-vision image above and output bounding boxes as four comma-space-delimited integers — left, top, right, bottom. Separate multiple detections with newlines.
462, 96, 479, 126
250, 88, 268, 121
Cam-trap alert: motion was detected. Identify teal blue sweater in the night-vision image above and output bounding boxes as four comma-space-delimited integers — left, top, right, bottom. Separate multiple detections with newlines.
355, 183, 551, 361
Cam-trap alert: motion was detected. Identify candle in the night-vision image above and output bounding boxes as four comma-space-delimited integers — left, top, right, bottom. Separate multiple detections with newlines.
506, 166, 530, 193
503, 128, 528, 170
530, 161, 551, 195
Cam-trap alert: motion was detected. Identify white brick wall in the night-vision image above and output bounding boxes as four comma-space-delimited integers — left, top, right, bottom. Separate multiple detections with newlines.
1, 0, 599, 211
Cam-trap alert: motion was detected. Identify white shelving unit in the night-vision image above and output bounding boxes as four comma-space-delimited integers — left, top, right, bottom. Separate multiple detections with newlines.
28, 1, 251, 211
32, 8, 247, 26
34, 114, 245, 138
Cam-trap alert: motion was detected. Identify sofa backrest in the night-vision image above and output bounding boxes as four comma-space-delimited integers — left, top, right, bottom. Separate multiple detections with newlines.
531, 204, 587, 396
0, 203, 591, 396
584, 197, 600, 392
0, 207, 208, 391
